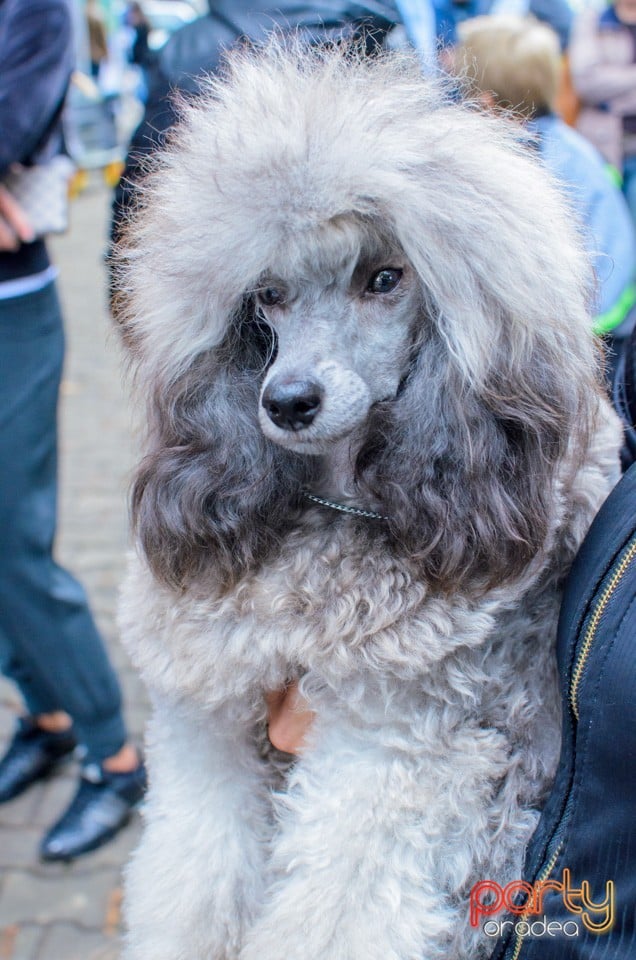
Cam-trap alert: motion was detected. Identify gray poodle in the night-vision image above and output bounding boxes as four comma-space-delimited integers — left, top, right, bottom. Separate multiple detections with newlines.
117, 42, 622, 960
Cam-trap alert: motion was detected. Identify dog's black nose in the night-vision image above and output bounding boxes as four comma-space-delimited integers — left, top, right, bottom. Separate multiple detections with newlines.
262, 379, 323, 431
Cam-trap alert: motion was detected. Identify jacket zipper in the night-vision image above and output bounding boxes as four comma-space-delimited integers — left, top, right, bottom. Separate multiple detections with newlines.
569, 533, 636, 721
508, 530, 636, 958
509, 841, 564, 960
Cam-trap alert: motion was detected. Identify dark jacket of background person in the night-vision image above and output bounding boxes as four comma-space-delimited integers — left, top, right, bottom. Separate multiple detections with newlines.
0, 0, 73, 283
110, 0, 402, 254
570, 4, 636, 170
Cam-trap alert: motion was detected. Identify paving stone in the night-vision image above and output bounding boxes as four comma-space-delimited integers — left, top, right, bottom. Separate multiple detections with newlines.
122, 705, 149, 742
118, 672, 146, 700
36, 924, 120, 960
0, 870, 118, 928
107, 647, 137, 676
0, 828, 42, 870
0, 924, 44, 960
0, 787, 45, 831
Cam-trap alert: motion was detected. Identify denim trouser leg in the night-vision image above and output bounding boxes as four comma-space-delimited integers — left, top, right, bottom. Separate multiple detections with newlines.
0, 282, 126, 761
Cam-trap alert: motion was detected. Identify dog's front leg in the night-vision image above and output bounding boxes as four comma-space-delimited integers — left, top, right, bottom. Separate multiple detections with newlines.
239, 713, 461, 960
123, 697, 271, 960
239, 703, 517, 960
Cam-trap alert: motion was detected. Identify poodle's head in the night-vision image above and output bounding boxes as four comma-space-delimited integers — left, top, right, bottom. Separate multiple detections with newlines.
255, 217, 420, 454
119, 41, 605, 595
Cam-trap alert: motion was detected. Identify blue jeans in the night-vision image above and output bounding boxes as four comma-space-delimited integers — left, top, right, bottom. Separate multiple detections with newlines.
0, 281, 126, 761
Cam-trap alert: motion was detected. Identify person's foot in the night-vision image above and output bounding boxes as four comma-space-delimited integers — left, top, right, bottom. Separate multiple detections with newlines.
39, 758, 147, 861
0, 716, 77, 803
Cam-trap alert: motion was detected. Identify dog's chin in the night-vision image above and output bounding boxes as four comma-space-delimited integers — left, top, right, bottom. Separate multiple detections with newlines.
258, 413, 363, 456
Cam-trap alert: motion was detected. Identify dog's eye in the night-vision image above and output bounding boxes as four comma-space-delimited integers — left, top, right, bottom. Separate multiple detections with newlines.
257, 286, 286, 307
367, 269, 402, 294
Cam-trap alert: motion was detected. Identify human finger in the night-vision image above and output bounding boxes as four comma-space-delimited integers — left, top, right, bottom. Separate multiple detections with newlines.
0, 185, 34, 243
265, 681, 315, 755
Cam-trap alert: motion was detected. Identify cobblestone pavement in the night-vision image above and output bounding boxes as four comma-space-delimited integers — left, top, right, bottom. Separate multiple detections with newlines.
0, 182, 149, 960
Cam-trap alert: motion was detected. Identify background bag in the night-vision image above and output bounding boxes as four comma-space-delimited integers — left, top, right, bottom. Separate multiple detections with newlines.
2, 154, 75, 237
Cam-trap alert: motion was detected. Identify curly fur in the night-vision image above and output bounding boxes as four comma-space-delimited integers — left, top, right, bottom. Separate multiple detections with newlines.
117, 41, 623, 960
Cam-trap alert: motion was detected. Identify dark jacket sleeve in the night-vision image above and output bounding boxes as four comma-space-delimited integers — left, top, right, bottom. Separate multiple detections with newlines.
0, 0, 74, 176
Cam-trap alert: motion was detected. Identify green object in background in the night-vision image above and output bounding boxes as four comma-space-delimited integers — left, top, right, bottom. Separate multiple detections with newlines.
593, 282, 636, 335
605, 163, 623, 189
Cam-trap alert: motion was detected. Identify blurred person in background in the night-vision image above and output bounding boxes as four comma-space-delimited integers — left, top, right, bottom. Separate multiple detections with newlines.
396, 0, 575, 65
0, 0, 146, 862
86, 0, 109, 78
569, 0, 636, 229
453, 14, 636, 390
126, 1, 153, 73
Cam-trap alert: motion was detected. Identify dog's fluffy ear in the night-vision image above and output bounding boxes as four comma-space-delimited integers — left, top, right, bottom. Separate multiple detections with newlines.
129, 308, 314, 591
356, 331, 599, 593
355, 124, 604, 593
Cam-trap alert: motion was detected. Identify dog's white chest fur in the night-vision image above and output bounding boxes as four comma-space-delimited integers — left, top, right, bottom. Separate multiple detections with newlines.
121, 513, 513, 706
119, 510, 565, 960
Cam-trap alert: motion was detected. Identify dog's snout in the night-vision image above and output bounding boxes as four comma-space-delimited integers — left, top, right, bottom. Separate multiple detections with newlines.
262, 379, 323, 431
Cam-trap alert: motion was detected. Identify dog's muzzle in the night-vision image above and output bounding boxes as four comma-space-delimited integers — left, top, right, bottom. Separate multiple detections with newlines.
262, 377, 324, 431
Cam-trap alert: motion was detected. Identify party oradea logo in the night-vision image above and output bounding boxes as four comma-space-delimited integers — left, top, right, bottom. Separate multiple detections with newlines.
470, 869, 615, 940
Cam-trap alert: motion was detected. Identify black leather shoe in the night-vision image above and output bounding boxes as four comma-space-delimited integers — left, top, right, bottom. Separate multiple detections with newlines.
0, 716, 77, 803
39, 758, 148, 861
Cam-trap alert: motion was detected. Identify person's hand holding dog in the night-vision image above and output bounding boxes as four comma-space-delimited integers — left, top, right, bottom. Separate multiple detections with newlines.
265, 682, 314, 755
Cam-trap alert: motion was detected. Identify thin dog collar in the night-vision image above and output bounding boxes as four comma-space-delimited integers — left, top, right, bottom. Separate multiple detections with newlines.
303, 491, 389, 521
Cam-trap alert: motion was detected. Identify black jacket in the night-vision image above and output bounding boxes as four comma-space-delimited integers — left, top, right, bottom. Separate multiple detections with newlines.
490, 461, 636, 959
